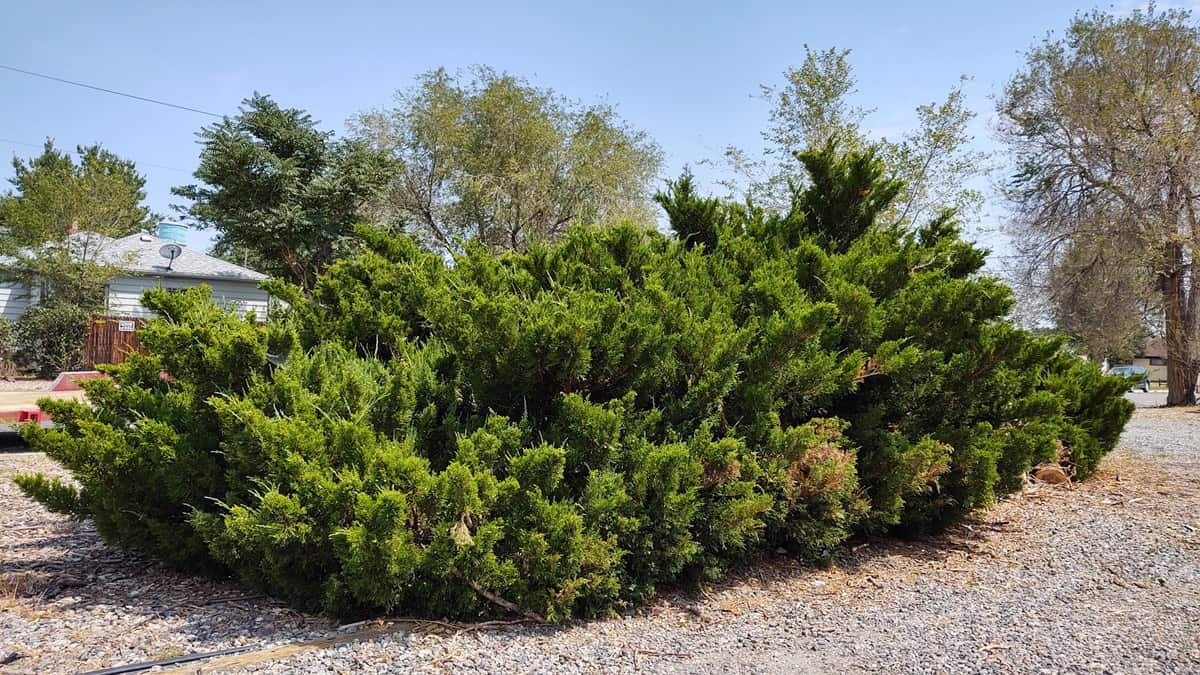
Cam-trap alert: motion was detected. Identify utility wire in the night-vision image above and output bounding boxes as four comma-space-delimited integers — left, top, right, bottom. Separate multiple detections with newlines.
0, 137, 193, 173
0, 64, 222, 118
0, 137, 41, 148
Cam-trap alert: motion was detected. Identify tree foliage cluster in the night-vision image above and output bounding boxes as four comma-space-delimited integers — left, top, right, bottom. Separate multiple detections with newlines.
173, 74, 661, 290
353, 67, 664, 255
0, 140, 154, 247
720, 47, 990, 226
173, 94, 396, 290
17, 144, 1131, 622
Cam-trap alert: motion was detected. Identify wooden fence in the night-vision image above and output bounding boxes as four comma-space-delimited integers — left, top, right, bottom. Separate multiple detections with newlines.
83, 316, 145, 368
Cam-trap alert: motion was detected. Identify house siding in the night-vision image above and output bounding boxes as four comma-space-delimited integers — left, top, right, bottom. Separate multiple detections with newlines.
0, 281, 38, 322
105, 276, 270, 319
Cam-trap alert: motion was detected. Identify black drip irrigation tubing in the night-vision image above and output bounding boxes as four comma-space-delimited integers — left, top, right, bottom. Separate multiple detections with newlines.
82, 644, 258, 675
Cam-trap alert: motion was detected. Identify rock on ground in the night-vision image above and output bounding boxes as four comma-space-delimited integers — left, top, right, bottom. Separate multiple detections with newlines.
1, 397, 1197, 674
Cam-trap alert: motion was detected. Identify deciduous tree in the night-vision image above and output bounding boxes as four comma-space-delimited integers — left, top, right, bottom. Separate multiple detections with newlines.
719, 47, 988, 225
1045, 238, 1158, 361
351, 67, 664, 253
997, 6, 1200, 404
0, 140, 154, 248
0, 142, 147, 370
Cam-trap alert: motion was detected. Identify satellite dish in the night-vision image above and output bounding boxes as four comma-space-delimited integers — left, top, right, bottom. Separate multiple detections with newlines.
159, 243, 184, 270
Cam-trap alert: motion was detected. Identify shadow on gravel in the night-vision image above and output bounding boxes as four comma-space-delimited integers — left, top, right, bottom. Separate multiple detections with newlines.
0, 430, 29, 452
2, 501, 1012, 645
633, 514, 1016, 622
1, 516, 332, 655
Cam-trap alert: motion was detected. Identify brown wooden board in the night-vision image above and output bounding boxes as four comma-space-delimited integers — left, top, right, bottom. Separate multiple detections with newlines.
83, 316, 145, 368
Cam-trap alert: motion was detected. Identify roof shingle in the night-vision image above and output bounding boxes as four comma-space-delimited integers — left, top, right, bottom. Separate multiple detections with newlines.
82, 232, 267, 282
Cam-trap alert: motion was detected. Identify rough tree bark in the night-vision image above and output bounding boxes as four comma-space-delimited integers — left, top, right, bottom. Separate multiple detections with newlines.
1163, 241, 1199, 405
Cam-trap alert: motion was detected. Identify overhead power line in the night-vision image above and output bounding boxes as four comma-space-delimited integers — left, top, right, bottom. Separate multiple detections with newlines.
0, 64, 222, 118
0, 137, 193, 173
0, 137, 41, 148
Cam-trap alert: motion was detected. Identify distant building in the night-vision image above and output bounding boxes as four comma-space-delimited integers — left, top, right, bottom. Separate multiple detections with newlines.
0, 224, 270, 322
1115, 337, 1168, 388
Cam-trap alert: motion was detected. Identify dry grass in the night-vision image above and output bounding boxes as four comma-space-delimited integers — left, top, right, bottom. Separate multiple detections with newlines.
1130, 404, 1200, 420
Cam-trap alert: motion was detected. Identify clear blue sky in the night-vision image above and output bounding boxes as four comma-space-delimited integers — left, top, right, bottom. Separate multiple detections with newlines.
0, 1, 1139, 255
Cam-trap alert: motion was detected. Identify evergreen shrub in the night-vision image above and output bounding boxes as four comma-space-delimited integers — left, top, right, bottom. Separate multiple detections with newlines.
16, 147, 1133, 622
14, 301, 90, 377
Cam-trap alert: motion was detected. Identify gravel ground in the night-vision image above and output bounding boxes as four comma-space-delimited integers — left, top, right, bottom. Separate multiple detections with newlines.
0, 379, 53, 393
0, 456, 333, 673
2, 395, 1197, 674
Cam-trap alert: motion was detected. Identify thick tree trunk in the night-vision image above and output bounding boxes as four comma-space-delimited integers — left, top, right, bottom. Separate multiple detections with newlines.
1190, 269, 1200, 403
1163, 242, 1198, 406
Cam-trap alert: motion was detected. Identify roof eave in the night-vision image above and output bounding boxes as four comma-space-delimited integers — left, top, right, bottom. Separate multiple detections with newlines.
118, 270, 268, 284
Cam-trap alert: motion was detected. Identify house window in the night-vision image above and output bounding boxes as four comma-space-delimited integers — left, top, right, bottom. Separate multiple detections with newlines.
1148, 357, 1167, 366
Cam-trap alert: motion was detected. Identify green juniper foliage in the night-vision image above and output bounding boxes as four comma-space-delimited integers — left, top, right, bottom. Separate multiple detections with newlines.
16, 145, 1132, 622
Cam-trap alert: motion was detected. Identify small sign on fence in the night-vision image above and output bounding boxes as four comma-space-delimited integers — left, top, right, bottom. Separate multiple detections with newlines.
117, 320, 136, 332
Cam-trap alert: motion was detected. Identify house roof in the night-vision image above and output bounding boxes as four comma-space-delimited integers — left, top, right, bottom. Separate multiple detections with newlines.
95, 232, 267, 282
0, 231, 267, 283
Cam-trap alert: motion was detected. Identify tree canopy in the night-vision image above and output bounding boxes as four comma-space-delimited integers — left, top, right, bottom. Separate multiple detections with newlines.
997, 5, 1200, 404
0, 140, 150, 373
719, 47, 988, 226
0, 141, 148, 311
173, 94, 396, 289
351, 67, 664, 253
0, 140, 154, 250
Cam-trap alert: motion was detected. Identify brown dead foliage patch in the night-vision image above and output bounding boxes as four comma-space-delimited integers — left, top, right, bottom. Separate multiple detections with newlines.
701, 458, 741, 487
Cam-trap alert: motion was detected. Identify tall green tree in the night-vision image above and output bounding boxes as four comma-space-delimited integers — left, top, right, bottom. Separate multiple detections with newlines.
0, 141, 149, 373
173, 94, 397, 289
0, 142, 146, 308
351, 67, 664, 253
997, 6, 1200, 405
0, 140, 154, 249
719, 47, 988, 225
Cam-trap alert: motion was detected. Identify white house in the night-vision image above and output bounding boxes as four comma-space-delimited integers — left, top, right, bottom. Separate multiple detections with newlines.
0, 225, 270, 321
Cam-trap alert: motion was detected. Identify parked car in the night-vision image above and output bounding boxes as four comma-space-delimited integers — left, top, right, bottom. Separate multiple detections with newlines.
1108, 365, 1151, 392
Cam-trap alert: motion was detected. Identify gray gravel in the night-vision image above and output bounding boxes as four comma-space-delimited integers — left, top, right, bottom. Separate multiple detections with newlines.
1127, 390, 1169, 409
0, 379, 52, 393
0, 454, 333, 674
2, 396, 1198, 674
